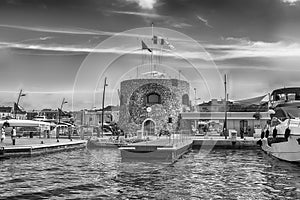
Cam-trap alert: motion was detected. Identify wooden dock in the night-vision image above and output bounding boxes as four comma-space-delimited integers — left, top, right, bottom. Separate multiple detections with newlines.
119, 136, 260, 162
0, 138, 87, 158
119, 137, 193, 162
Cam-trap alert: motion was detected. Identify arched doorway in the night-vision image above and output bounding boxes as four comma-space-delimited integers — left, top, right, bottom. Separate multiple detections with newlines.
142, 118, 156, 137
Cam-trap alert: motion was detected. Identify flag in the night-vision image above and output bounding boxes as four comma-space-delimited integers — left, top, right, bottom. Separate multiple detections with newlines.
141, 40, 152, 52
153, 35, 158, 44
165, 39, 175, 50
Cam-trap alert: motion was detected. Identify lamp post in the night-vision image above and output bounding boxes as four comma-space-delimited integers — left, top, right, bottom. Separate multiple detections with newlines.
194, 88, 196, 112
14, 89, 26, 119
101, 77, 108, 138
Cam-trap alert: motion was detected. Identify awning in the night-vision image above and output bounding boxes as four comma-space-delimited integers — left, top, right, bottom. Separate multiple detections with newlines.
233, 94, 268, 105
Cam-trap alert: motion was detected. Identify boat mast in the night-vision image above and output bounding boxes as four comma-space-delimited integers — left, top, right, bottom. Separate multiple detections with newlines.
224, 74, 228, 139
101, 77, 108, 138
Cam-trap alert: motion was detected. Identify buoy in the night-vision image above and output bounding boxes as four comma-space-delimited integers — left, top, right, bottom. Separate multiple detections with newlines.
284, 128, 291, 140
261, 131, 265, 139
256, 139, 262, 146
265, 129, 270, 138
273, 128, 277, 138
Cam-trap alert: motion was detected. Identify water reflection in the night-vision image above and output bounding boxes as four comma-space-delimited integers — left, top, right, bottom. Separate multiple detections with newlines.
0, 148, 299, 199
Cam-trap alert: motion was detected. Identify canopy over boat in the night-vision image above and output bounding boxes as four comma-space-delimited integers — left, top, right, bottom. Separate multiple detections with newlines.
271, 107, 300, 121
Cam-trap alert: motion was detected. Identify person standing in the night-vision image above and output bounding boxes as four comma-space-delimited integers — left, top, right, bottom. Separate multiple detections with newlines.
11, 127, 16, 145
1, 127, 5, 143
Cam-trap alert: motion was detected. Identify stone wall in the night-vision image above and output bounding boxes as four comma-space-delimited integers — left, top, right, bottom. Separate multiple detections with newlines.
119, 78, 190, 134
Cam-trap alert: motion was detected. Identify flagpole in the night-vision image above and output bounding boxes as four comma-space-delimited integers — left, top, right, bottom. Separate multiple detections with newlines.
151, 22, 154, 76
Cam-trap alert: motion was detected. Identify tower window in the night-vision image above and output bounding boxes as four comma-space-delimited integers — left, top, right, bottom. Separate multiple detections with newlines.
146, 93, 161, 104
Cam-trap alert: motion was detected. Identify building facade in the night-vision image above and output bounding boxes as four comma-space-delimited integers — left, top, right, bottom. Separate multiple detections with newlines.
72, 109, 116, 127
0, 106, 13, 119
181, 111, 270, 136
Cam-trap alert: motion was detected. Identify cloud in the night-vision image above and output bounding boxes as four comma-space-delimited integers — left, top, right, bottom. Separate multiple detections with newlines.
204, 37, 300, 61
2, 35, 300, 62
171, 22, 192, 28
0, 24, 115, 36
111, 10, 164, 18
196, 15, 212, 28
281, 0, 300, 5
125, 0, 157, 9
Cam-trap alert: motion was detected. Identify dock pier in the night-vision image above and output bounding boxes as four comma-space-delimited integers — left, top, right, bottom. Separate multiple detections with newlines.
119, 136, 260, 162
120, 138, 193, 162
0, 138, 87, 159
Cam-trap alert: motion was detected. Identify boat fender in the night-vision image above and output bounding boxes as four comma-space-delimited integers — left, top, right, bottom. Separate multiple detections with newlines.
265, 129, 270, 138
256, 139, 262, 146
260, 131, 265, 139
284, 128, 291, 140
272, 127, 277, 138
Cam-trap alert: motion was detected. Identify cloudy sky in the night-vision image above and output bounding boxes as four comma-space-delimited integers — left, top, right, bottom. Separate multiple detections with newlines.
1, 0, 300, 111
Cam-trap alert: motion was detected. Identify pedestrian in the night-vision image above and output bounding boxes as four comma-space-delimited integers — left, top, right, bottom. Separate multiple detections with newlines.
240, 127, 244, 139
1, 127, 5, 143
11, 127, 16, 145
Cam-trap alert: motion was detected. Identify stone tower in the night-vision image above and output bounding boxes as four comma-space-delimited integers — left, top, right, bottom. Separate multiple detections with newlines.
119, 76, 190, 135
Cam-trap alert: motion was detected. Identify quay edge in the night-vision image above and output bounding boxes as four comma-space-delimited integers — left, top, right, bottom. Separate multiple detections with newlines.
0, 140, 87, 159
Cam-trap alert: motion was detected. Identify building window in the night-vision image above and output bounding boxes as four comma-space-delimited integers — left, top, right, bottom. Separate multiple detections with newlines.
146, 93, 161, 105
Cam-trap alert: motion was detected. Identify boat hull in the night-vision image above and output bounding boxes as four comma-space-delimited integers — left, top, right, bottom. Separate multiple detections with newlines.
261, 137, 300, 163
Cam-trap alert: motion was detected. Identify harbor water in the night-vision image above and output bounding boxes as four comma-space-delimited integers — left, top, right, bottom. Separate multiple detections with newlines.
1, 147, 300, 200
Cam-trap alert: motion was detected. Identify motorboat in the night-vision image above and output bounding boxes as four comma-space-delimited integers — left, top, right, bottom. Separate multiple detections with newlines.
259, 87, 300, 162
261, 117, 300, 162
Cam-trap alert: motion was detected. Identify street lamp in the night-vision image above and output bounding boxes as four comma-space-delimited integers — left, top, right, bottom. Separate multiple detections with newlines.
14, 89, 26, 119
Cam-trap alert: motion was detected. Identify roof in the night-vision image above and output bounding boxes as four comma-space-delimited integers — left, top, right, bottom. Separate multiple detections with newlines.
271, 87, 300, 96
0, 106, 12, 113
233, 94, 268, 105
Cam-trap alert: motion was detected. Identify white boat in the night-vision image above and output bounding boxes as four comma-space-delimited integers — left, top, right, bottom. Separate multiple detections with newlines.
261, 118, 300, 162
0, 119, 51, 127
259, 87, 300, 162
